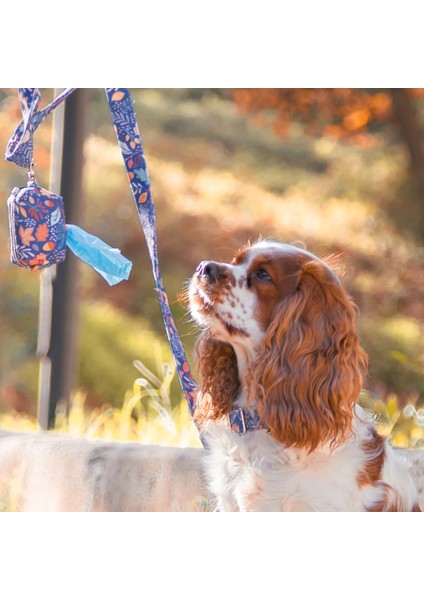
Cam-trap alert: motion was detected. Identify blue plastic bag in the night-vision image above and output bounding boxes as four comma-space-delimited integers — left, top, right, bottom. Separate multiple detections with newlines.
66, 224, 132, 286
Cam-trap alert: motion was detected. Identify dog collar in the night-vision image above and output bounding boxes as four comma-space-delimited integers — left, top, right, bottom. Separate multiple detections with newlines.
228, 407, 265, 434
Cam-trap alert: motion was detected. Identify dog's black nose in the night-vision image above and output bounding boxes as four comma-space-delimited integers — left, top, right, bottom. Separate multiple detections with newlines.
196, 261, 223, 283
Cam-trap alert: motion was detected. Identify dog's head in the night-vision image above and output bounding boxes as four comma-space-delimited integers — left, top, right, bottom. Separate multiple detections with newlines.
188, 240, 367, 451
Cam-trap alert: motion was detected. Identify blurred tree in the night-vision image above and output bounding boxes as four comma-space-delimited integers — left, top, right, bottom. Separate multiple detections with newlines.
232, 88, 424, 231
390, 89, 424, 203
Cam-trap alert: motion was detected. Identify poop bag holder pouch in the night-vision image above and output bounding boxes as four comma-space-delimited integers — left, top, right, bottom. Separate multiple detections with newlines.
7, 176, 132, 284
5, 88, 132, 284
7, 177, 66, 270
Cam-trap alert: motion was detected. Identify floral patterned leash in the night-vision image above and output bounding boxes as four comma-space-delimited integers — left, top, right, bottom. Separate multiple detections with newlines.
106, 88, 265, 438
105, 89, 201, 427
6, 88, 76, 169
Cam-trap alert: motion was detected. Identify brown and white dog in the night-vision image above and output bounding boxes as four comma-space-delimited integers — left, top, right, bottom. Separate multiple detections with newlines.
188, 239, 420, 511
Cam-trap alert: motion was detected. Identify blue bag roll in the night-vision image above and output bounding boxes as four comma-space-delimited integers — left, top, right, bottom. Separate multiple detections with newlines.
66, 224, 132, 286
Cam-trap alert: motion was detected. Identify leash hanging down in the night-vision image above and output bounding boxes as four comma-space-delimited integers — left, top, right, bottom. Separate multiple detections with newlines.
105, 88, 263, 438
105, 88, 199, 421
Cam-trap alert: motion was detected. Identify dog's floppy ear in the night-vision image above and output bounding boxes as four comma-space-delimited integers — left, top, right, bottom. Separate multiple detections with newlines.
194, 331, 240, 423
250, 259, 368, 452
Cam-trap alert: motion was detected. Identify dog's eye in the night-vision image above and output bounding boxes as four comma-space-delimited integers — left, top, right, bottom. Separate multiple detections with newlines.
254, 268, 272, 282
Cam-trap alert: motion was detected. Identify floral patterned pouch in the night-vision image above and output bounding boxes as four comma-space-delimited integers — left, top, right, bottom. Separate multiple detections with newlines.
7, 176, 67, 271
5, 88, 133, 284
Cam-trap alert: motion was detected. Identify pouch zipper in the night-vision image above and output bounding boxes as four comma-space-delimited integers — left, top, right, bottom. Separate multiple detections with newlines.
7, 187, 23, 265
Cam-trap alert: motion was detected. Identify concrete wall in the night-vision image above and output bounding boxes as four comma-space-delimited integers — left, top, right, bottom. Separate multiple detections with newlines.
0, 428, 423, 511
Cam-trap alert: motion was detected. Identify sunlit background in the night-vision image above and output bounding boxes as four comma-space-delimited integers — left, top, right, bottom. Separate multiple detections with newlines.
1, 88, 424, 449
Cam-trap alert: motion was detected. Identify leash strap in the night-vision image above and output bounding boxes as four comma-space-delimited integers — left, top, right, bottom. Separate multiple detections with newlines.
6, 88, 76, 169
105, 88, 199, 419
106, 88, 265, 436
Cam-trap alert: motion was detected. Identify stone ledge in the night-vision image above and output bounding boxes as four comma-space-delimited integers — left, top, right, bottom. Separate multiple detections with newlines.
0, 429, 423, 511
0, 429, 207, 511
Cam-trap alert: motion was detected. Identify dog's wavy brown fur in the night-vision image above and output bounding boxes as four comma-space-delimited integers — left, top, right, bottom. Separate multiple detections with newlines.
194, 333, 239, 422
249, 260, 368, 452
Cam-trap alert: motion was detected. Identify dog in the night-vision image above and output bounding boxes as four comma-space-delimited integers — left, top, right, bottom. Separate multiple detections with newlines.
188, 239, 420, 511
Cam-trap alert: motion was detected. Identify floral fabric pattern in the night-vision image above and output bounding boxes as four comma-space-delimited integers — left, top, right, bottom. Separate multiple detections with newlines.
5, 88, 75, 169
229, 407, 264, 435
7, 182, 67, 270
106, 88, 200, 419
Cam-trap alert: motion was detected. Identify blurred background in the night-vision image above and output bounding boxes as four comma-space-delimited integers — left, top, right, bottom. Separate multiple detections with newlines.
1, 88, 424, 447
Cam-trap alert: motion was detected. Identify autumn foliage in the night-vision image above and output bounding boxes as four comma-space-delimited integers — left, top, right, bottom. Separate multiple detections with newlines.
233, 88, 424, 142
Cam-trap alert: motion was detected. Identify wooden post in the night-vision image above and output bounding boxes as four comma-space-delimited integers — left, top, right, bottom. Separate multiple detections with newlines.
37, 89, 88, 429
37, 89, 65, 430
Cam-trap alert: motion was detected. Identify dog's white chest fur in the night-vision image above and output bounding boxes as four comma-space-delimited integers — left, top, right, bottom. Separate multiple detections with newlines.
202, 411, 417, 512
